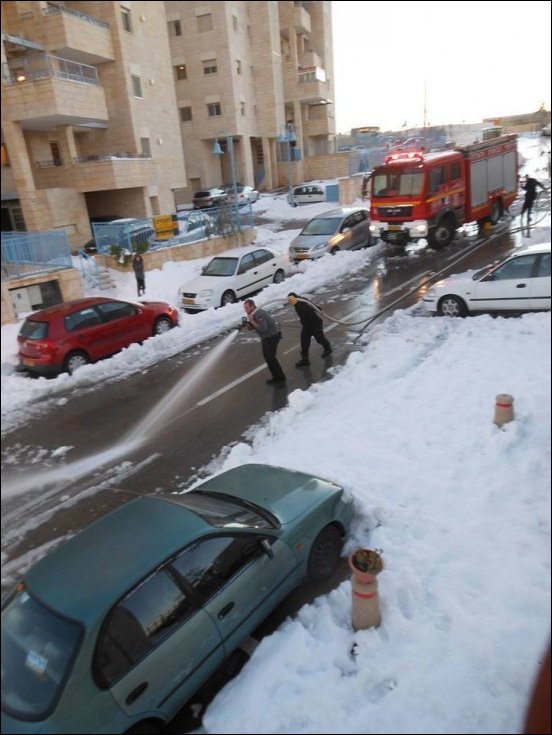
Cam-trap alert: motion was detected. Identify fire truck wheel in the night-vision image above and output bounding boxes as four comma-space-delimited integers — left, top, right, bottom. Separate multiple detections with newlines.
429, 219, 454, 249
437, 295, 467, 317
490, 198, 502, 225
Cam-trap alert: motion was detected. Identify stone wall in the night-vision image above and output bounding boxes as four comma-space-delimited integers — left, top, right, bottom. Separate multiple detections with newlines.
102, 228, 257, 272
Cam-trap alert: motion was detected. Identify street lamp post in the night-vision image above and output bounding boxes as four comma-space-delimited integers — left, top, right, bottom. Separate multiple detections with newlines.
278, 123, 296, 206
212, 132, 240, 231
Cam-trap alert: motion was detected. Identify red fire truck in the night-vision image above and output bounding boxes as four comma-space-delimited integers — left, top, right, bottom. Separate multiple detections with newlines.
369, 134, 518, 249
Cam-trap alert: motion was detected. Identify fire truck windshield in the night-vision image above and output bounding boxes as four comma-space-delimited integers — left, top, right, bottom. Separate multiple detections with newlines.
372, 168, 424, 198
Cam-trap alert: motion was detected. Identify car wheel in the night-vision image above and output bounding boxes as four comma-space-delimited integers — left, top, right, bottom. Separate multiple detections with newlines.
273, 269, 285, 284
153, 317, 173, 335
490, 198, 502, 225
437, 295, 468, 317
429, 219, 454, 249
64, 351, 90, 375
307, 525, 343, 583
221, 290, 237, 306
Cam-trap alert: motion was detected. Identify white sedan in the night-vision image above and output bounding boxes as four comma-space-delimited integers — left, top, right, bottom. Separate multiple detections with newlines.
226, 185, 260, 206
423, 243, 551, 317
178, 246, 288, 312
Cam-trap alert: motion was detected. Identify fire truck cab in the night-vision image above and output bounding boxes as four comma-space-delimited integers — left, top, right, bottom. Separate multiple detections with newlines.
369, 135, 517, 250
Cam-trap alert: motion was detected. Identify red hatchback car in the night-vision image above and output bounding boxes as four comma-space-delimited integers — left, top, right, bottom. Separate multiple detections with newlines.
18, 297, 179, 376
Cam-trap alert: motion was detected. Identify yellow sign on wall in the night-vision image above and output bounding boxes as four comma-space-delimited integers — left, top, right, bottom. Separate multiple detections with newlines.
153, 214, 178, 240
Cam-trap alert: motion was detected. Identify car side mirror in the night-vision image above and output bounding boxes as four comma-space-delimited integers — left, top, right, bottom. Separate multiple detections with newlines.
260, 539, 274, 559
201, 266, 207, 274
341, 226, 351, 234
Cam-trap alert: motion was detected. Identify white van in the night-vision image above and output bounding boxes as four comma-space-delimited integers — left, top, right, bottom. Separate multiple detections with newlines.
288, 184, 326, 206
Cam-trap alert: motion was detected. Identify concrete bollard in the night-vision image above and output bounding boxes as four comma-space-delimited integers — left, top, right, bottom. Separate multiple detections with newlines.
351, 574, 381, 630
494, 393, 514, 426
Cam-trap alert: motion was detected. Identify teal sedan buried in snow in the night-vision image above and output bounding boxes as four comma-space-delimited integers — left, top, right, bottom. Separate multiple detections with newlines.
1, 464, 355, 734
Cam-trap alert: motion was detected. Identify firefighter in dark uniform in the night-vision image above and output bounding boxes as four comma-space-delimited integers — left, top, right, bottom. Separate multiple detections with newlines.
288, 293, 332, 367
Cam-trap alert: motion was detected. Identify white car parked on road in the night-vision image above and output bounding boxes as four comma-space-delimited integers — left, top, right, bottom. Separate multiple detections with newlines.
423, 242, 551, 316
178, 246, 288, 312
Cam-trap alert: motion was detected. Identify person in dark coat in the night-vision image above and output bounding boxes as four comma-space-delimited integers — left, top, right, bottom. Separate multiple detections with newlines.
288, 292, 332, 367
521, 175, 545, 224
132, 253, 145, 296
242, 299, 286, 387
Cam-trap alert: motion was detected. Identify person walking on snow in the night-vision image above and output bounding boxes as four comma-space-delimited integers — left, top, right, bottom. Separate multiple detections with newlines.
132, 253, 146, 296
288, 292, 332, 367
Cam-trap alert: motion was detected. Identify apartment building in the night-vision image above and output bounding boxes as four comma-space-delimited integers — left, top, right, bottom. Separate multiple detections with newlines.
167, 0, 336, 198
1, 0, 186, 248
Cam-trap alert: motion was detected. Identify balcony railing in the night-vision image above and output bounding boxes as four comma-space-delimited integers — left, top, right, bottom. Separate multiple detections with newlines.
298, 66, 327, 84
2, 54, 100, 86
42, 2, 109, 28
2, 231, 72, 281
73, 153, 153, 163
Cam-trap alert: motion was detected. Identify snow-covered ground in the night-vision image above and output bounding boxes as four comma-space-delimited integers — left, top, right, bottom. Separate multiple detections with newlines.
1, 135, 551, 734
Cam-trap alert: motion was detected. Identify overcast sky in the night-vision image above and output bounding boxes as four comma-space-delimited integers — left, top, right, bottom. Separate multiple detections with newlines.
331, 0, 552, 133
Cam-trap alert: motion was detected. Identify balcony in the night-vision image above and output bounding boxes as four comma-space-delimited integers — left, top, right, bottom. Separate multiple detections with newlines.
297, 67, 331, 104
41, 3, 114, 65
32, 153, 156, 193
294, 5, 311, 34
2, 55, 108, 129
72, 154, 156, 193
304, 116, 335, 137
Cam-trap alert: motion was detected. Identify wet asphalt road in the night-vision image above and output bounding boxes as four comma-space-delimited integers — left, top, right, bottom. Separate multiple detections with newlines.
0, 219, 520, 732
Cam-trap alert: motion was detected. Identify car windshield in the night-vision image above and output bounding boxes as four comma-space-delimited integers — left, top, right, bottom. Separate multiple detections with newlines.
301, 217, 342, 236
176, 491, 278, 529
19, 319, 48, 340
203, 257, 238, 276
372, 168, 424, 197
1, 588, 82, 720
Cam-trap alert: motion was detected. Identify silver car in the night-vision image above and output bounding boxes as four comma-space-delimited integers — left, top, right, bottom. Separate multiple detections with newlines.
289, 207, 372, 262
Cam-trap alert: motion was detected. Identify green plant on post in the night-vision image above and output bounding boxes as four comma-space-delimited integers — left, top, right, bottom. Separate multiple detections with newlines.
351, 548, 384, 574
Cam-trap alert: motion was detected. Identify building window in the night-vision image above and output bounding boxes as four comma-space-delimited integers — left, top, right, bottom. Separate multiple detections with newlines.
236, 59, 242, 75
121, 8, 132, 32
207, 103, 221, 118
140, 138, 151, 157
50, 142, 62, 166
197, 13, 213, 32
240, 101, 245, 116
168, 20, 182, 36
131, 75, 143, 98
174, 65, 187, 80
232, 15, 238, 31
203, 59, 217, 75
180, 107, 192, 123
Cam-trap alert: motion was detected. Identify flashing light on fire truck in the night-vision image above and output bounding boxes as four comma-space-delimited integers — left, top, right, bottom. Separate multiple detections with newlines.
385, 150, 425, 164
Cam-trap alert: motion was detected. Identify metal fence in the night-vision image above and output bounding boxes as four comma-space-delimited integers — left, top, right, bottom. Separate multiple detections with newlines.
92, 205, 254, 255
1, 231, 72, 281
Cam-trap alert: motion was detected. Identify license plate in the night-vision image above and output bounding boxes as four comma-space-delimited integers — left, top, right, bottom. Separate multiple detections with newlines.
182, 298, 195, 305
295, 254, 308, 259
388, 225, 402, 231
22, 359, 35, 367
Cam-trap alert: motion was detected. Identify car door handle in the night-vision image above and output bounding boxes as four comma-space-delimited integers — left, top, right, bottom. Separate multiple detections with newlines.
125, 682, 148, 705
218, 602, 235, 620
516, 283, 527, 288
